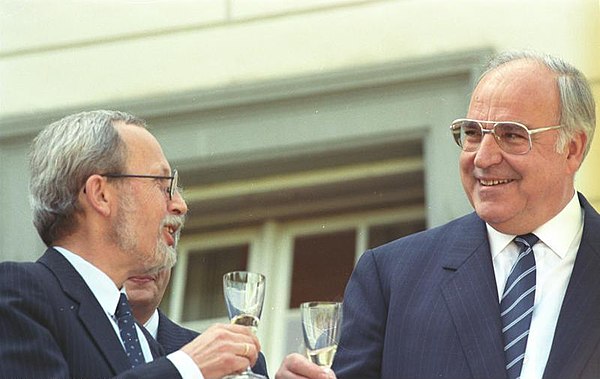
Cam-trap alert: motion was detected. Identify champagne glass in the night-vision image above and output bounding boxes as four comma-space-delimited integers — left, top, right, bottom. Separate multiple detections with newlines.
222, 271, 267, 379
300, 301, 343, 369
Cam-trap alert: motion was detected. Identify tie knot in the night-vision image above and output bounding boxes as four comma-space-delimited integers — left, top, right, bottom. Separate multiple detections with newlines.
514, 233, 539, 250
115, 293, 132, 319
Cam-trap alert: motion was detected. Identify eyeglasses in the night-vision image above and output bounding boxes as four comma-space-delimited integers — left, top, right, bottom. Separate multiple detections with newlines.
450, 119, 562, 155
101, 169, 178, 200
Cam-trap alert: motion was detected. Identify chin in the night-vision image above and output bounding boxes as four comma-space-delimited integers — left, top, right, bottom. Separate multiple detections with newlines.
474, 204, 510, 224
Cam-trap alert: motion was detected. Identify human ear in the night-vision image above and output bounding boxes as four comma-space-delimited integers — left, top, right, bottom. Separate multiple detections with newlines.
81, 175, 113, 217
566, 132, 587, 173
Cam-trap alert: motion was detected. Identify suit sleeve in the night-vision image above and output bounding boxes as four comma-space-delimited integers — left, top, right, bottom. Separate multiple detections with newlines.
332, 249, 387, 379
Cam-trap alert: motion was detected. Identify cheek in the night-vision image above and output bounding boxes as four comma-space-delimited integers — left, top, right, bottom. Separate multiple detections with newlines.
459, 152, 474, 170
459, 156, 475, 185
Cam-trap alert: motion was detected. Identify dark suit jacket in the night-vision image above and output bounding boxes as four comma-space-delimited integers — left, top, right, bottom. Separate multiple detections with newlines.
156, 310, 270, 377
157, 309, 199, 354
0, 249, 180, 378
333, 193, 600, 379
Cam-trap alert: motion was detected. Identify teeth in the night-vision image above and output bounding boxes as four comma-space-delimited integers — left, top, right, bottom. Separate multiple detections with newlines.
480, 179, 511, 186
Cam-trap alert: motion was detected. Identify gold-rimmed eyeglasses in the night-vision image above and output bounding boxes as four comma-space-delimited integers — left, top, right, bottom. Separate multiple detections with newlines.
101, 169, 178, 200
450, 119, 562, 155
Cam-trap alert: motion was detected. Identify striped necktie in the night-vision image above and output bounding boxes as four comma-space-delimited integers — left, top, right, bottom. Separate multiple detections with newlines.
500, 233, 539, 379
115, 293, 144, 368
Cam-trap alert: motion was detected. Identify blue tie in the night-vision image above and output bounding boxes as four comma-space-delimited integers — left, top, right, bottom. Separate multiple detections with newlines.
115, 293, 144, 368
500, 233, 539, 379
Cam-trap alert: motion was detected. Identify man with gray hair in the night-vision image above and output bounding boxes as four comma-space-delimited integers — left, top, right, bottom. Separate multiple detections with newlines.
0, 110, 262, 378
277, 51, 598, 379
332, 51, 597, 379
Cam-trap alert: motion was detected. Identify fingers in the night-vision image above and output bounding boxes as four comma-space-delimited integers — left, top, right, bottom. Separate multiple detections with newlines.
225, 323, 262, 353
275, 353, 336, 379
237, 341, 257, 363
180, 323, 262, 379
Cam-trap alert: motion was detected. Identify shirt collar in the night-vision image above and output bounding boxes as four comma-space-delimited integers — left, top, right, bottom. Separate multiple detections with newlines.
144, 309, 160, 339
487, 192, 582, 259
53, 246, 122, 316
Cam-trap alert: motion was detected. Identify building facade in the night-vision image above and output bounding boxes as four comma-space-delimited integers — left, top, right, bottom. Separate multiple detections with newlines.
1, 0, 598, 370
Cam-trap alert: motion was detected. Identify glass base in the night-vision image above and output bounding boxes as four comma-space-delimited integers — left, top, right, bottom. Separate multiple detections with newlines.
222, 371, 266, 379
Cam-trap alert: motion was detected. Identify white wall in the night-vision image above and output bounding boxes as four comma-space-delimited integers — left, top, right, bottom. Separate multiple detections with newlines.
1, 0, 598, 118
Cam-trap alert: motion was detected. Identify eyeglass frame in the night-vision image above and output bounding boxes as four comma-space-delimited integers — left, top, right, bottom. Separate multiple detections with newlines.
449, 118, 563, 155
100, 169, 178, 200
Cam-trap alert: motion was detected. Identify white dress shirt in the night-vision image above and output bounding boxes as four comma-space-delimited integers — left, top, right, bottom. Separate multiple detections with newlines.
54, 247, 202, 379
487, 193, 583, 379
144, 309, 160, 339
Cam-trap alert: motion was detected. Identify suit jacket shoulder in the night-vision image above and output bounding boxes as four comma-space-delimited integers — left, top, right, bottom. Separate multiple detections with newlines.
0, 249, 180, 379
157, 309, 199, 354
333, 212, 505, 379
334, 194, 600, 379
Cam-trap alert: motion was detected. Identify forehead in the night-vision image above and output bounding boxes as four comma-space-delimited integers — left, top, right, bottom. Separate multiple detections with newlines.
114, 121, 171, 174
468, 60, 561, 123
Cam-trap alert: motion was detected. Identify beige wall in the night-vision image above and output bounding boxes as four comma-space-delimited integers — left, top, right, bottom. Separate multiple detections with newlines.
577, 79, 600, 210
1, 0, 598, 118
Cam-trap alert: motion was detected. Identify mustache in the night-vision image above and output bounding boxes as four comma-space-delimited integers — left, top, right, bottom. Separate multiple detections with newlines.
162, 214, 186, 231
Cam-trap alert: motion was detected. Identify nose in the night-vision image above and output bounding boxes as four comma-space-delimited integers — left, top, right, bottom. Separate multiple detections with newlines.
473, 132, 503, 168
169, 189, 188, 215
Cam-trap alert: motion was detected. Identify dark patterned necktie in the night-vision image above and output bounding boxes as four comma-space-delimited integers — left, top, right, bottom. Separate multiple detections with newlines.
500, 233, 539, 379
115, 293, 144, 368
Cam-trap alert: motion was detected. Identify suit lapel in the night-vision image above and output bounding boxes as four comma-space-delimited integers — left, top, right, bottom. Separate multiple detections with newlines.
440, 215, 508, 379
38, 250, 131, 374
543, 195, 600, 379
140, 324, 165, 359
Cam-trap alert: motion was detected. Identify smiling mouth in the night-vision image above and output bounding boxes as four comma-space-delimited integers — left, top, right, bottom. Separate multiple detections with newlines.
479, 179, 514, 186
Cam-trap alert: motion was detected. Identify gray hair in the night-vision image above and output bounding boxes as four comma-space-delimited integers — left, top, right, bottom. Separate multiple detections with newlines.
480, 50, 596, 158
29, 110, 147, 246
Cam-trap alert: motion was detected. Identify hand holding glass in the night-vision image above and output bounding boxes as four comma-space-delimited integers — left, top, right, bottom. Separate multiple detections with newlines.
222, 271, 266, 379
300, 301, 343, 369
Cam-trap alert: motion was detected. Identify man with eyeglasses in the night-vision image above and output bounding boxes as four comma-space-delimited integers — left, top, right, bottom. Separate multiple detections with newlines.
279, 51, 598, 379
0, 110, 263, 379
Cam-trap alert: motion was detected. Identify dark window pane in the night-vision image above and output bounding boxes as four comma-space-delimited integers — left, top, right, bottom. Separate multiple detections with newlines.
180, 244, 248, 322
368, 220, 426, 249
289, 230, 355, 308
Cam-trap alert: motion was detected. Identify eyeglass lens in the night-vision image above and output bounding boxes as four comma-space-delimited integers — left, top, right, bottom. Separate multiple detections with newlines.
170, 170, 178, 200
455, 120, 531, 154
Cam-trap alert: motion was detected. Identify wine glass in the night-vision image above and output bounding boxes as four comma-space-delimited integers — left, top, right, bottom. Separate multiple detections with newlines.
222, 271, 267, 379
300, 301, 343, 370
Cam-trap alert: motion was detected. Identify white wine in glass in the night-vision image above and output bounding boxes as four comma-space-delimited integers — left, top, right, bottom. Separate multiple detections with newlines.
300, 301, 343, 369
222, 271, 266, 379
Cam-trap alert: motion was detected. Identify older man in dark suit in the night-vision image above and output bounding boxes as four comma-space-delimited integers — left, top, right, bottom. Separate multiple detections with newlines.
332, 51, 599, 379
0, 110, 262, 379
277, 51, 598, 379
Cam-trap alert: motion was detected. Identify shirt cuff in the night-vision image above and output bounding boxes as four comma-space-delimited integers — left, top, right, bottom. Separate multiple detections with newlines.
167, 350, 204, 379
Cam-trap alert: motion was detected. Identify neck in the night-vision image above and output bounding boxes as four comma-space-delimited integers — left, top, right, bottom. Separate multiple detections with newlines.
54, 236, 134, 289
131, 305, 155, 325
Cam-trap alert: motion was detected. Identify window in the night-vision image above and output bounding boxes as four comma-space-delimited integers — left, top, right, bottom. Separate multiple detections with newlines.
289, 229, 355, 308
181, 244, 249, 322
